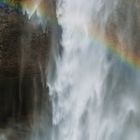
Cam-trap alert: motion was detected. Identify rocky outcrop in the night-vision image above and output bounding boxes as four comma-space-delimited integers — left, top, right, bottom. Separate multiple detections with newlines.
0, 3, 51, 132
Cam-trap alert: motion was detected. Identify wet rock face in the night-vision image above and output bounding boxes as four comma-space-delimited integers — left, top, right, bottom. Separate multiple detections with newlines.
0, 5, 51, 129
0, 8, 21, 77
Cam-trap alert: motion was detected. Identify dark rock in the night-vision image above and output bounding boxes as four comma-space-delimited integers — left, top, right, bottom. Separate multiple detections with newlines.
0, 5, 51, 130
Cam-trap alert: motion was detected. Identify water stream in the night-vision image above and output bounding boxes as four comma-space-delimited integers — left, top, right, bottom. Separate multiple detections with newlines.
48, 0, 140, 140
1, 0, 139, 140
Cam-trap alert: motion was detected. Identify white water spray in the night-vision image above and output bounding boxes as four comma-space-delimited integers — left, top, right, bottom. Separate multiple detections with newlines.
48, 0, 140, 140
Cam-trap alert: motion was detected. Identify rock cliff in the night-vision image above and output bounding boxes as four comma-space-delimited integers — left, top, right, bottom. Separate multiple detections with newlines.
0, 2, 53, 139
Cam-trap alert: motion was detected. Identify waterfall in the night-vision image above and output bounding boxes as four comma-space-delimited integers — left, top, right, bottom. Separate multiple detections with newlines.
48, 0, 140, 140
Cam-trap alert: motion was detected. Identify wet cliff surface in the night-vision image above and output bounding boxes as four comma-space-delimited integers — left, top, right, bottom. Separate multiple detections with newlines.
0, 2, 56, 139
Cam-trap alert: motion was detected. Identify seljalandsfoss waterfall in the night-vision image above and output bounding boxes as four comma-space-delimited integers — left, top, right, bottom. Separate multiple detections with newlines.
0, 0, 140, 140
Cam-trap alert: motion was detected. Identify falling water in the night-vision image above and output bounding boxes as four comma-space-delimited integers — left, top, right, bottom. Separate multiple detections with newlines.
48, 0, 140, 140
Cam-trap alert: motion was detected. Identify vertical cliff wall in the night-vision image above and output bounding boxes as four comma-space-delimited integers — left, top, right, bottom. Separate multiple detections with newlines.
0, 1, 57, 139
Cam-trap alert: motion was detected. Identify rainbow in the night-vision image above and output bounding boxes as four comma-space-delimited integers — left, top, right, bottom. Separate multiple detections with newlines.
88, 24, 140, 72
0, 0, 21, 11
0, 0, 139, 71
21, 0, 56, 22
0, 0, 52, 19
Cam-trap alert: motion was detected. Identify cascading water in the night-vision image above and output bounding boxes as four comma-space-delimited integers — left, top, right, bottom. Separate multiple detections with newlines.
0, 0, 139, 140
48, 0, 140, 140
